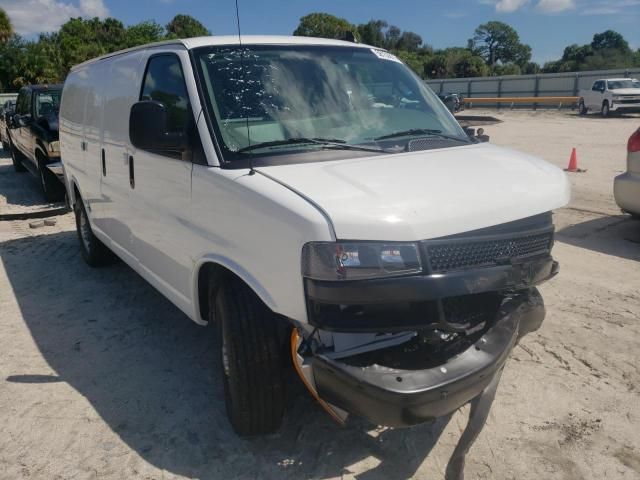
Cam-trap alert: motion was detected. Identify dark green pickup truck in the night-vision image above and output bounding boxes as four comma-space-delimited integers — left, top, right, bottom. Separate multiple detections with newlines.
7, 84, 65, 202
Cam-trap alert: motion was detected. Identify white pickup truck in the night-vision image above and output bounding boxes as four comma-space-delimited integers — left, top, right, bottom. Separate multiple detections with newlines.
579, 78, 640, 117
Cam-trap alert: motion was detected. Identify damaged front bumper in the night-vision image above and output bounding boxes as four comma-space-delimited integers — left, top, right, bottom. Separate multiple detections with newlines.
295, 213, 558, 427
310, 290, 544, 427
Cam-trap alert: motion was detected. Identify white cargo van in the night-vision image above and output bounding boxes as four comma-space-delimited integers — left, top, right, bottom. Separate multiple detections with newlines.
60, 36, 569, 439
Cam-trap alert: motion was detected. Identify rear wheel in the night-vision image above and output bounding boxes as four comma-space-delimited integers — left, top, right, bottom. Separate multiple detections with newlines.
74, 197, 114, 267
9, 139, 26, 172
601, 101, 610, 118
212, 276, 286, 436
37, 154, 65, 202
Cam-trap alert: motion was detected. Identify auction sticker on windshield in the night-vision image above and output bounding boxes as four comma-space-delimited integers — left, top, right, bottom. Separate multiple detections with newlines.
370, 49, 402, 63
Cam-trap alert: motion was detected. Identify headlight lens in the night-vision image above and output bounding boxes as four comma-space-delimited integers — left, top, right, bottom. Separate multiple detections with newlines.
302, 242, 422, 281
48, 141, 60, 153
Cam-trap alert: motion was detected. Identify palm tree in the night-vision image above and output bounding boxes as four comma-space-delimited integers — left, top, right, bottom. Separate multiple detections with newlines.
0, 8, 13, 44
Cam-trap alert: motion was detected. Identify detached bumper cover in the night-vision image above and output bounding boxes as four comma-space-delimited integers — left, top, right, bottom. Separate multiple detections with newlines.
312, 291, 544, 427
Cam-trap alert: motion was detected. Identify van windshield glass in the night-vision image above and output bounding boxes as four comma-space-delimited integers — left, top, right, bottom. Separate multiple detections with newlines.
194, 45, 467, 163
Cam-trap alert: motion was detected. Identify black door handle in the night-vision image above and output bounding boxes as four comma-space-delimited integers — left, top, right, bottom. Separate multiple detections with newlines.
129, 155, 135, 189
101, 149, 106, 176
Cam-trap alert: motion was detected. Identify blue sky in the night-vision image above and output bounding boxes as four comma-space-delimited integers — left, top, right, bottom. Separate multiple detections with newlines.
3, 0, 639, 63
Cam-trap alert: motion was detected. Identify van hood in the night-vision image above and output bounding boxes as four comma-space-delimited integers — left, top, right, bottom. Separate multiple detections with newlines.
256, 143, 570, 241
610, 88, 640, 95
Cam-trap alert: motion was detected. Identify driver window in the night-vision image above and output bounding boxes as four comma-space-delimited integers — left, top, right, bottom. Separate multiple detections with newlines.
17, 90, 32, 116
140, 54, 190, 134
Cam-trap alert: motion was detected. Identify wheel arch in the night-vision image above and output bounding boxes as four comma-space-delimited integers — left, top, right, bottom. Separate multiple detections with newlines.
193, 255, 278, 325
67, 177, 83, 207
35, 140, 47, 159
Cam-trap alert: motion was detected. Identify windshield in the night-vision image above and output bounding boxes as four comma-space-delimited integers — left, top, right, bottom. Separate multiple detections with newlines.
608, 79, 640, 90
194, 45, 466, 164
35, 90, 61, 118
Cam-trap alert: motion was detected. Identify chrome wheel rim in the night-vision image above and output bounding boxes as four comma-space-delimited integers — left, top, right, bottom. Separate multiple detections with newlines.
79, 206, 91, 252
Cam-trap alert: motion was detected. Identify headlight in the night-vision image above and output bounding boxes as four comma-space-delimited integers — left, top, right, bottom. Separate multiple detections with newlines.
48, 141, 60, 153
302, 242, 422, 281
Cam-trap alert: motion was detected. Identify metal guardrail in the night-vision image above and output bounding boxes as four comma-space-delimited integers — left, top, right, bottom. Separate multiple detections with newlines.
0, 93, 18, 103
426, 67, 640, 110
464, 96, 579, 110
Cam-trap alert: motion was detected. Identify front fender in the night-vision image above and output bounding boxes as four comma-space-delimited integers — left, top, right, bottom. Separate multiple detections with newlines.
192, 253, 278, 326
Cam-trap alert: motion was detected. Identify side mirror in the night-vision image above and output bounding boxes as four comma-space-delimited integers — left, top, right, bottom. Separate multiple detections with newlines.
464, 127, 490, 143
16, 115, 30, 127
129, 101, 188, 152
8, 114, 20, 129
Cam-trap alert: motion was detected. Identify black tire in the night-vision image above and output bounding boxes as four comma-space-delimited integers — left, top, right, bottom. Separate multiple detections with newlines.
9, 139, 26, 172
74, 198, 114, 267
212, 276, 286, 436
601, 101, 610, 118
37, 155, 65, 202
578, 100, 587, 115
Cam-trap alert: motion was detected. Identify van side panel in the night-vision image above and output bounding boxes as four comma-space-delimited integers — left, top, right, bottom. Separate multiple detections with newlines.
94, 50, 145, 263
60, 68, 89, 201
82, 60, 108, 217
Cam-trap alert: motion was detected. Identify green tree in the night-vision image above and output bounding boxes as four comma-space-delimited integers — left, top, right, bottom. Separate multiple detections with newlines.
293, 13, 355, 40
57, 18, 113, 77
357, 20, 388, 47
453, 52, 488, 77
125, 20, 165, 47
0, 8, 12, 44
396, 31, 423, 52
591, 30, 630, 54
165, 14, 209, 39
424, 54, 449, 79
492, 63, 521, 76
395, 50, 432, 77
522, 61, 541, 74
469, 21, 531, 67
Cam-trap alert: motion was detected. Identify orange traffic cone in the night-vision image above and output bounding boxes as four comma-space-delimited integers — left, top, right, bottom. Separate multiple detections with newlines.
564, 148, 585, 172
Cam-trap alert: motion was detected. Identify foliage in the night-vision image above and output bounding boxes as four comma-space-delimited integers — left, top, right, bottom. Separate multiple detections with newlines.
0, 14, 210, 91
1, 8, 639, 92
124, 21, 165, 48
468, 21, 531, 67
293, 13, 355, 40
543, 30, 639, 73
165, 14, 209, 39
0, 8, 12, 44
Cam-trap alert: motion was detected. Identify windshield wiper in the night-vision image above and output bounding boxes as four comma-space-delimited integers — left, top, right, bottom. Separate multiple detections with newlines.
374, 129, 469, 143
236, 137, 386, 154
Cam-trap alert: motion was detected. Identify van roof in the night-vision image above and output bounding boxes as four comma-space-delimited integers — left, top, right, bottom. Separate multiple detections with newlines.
71, 35, 373, 71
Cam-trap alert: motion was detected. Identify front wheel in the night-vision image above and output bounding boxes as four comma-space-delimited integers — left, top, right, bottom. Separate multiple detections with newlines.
37, 156, 65, 202
212, 277, 286, 436
601, 101, 610, 118
578, 100, 587, 115
74, 198, 114, 267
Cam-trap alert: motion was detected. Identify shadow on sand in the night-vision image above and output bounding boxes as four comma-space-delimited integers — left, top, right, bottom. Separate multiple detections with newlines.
1, 230, 451, 479
556, 213, 640, 262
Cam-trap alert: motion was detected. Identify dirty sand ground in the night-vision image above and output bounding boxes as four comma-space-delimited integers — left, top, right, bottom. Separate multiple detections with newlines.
1, 110, 639, 479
